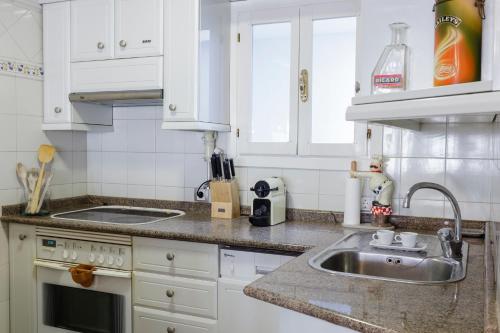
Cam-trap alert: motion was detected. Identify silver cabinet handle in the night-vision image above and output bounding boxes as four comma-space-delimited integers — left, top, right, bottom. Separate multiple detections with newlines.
169, 104, 177, 111
18, 234, 27, 241
119, 40, 127, 47
54, 107, 62, 114
166, 253, 175, 261
166, 289, 175, 298
167, 327, 175, 333
97, 42, 105, 50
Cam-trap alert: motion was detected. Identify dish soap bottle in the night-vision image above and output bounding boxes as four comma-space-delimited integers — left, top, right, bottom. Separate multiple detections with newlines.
372, 22, 410, 95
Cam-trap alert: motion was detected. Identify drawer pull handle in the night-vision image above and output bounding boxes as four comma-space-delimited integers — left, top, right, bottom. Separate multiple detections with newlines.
166, 290, 175, 298
54, 107, 62, 114
169, 104, 177, 111
18, 234, 27, 241
167, 327, 175, 333
166, 253, 175, 261
97, 42, 105, 50
119, 40, 127, 47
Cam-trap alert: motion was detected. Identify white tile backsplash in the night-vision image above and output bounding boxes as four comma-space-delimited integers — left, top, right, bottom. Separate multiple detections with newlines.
87, 106, 208, 201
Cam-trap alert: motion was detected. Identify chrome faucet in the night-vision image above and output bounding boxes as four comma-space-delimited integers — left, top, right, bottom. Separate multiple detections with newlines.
403, 182, 463, 259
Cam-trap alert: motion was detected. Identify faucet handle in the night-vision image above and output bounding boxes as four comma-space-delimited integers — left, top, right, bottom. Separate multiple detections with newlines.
437, 227, 454, 242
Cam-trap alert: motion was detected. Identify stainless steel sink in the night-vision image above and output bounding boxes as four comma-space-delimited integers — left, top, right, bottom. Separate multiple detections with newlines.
309, 232, 468, 284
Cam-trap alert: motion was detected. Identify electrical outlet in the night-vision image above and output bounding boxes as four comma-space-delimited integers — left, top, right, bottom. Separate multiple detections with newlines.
361, 197, 372, 211
194, 188, 210, 202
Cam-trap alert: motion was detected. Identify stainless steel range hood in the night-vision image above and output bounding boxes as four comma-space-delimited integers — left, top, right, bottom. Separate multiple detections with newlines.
69, 89, 163, 107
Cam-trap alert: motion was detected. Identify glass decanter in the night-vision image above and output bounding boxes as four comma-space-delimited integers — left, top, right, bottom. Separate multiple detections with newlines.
371, 22, 410, 95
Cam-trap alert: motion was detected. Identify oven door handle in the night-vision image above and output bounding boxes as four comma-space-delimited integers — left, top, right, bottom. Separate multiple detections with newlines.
34, 259, 132, 279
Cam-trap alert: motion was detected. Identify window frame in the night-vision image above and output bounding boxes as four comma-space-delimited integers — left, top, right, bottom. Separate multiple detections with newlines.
233, 0, 369, 162
297, 2, 366, 157
236, 7, 301, 155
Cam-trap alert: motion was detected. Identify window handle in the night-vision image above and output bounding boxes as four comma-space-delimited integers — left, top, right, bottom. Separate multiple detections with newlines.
299, 69, 309, 103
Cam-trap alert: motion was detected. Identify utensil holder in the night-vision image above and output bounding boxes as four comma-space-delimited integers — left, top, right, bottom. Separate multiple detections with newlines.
211, 180, 240, 219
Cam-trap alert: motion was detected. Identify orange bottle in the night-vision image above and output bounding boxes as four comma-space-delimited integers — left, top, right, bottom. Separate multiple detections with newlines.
434, 0, 485, 86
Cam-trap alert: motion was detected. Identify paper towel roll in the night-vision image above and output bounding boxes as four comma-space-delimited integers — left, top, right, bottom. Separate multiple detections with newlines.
343, 178, 361, 226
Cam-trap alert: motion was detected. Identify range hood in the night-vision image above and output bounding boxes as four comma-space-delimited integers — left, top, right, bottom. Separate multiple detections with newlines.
69, 89, 163, 107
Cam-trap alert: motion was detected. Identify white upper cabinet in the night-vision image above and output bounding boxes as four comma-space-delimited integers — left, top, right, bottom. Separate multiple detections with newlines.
115, 0, 163, 58
43, 1, 113, 131
71, 0, 115, 62
43, 1, 71, 124
162, 0, 231, 131
346, 0, 500, 129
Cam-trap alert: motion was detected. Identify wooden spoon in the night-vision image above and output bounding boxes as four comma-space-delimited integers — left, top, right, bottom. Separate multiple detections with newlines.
29, 145, 56, 214
36, 172, 53, 213
16, 163, 29, 199
26, 169, 39, 213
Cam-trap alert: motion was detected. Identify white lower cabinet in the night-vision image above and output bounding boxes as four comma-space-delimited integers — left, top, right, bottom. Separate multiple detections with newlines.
9, 224, 37, 333
134, 271, 217, 319
134, 306, 217, 333
133, 238, 219, 333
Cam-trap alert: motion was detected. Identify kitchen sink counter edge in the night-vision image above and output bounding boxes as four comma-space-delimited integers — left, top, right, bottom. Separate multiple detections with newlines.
0, 197, 497, 333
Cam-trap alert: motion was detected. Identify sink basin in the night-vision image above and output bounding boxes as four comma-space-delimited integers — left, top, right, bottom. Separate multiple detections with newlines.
309, 232, 468, 284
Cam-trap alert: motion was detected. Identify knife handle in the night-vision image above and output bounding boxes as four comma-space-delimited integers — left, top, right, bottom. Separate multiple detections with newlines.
223, 160, 231, 181
229, 159, 235, 178
210, 154, 218, 180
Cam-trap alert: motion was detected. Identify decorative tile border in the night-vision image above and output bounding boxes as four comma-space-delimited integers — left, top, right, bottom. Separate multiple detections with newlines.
0, 58, 43, 80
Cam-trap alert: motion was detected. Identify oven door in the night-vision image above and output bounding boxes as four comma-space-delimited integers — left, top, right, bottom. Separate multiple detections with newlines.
35, 260, 132, 333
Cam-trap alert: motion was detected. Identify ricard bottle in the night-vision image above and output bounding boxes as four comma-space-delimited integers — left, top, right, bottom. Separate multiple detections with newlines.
371, 23, 410, 95
434, 0, 485, 86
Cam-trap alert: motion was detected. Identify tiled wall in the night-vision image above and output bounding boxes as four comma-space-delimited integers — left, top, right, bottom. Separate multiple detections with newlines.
87, 107, 209, 201
235, 122, 500, 222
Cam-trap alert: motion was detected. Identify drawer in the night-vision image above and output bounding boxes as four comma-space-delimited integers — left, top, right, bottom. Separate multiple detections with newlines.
134, 306, 217, 333
71, 56, 163, 92
134, 271, 217, 319
133, 237, 218, 280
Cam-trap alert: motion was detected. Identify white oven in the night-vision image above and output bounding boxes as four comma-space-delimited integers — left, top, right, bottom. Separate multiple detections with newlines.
34, 227, 133, 333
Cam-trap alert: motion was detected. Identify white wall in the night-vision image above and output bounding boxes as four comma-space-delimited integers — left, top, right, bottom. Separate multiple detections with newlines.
86, 107, 210, 201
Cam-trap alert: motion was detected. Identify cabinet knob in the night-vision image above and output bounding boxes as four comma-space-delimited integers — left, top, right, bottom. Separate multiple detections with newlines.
167, 328, 175, 333
119, 40, 127, 47
54, 107, 62, 114
355, 81, 361, 93
169, 104, 177, 112
166, 289, 175, 298
18, 234, 27, 241
166, 253, 175, 261
97, 42, 105, 50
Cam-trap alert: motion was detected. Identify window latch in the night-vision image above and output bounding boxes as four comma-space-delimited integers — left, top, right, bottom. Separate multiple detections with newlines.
299, 69, 309, 103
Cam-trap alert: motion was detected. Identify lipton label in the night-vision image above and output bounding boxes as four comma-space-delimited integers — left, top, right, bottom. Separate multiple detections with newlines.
373, 74, 403, 88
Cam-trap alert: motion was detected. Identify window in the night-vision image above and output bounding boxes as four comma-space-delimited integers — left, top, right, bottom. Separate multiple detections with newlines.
236, 2, 366, 157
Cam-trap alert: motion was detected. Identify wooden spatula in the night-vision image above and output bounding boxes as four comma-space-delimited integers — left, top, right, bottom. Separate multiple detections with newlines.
29, 145, 56, 214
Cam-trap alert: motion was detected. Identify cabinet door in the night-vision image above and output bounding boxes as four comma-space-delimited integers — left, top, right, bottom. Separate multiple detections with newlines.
115, 0, 163, 58
71, 0, 114, 62
9, 224, 37, 333
164, 0, 199, 122
43, 2, 71, 124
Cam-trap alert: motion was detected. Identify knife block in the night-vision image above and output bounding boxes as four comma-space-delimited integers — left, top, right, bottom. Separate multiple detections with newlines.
210, 180, 240, 219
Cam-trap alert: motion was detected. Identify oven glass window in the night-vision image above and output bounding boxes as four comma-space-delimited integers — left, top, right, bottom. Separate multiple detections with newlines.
44, 284, 124, 333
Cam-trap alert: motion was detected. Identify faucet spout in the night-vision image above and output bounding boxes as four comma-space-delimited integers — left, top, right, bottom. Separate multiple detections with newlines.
403, 182, 463, 258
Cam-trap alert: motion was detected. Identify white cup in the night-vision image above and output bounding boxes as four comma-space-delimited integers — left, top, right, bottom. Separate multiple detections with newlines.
395, 232, 418, 248
372, 230, 395, 246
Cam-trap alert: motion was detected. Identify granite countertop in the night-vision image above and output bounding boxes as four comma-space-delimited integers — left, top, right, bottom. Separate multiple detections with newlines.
0, 196, 497, 333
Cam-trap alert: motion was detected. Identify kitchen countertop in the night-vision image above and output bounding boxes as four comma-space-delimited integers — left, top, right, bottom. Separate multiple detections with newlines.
1, 197, 497, 333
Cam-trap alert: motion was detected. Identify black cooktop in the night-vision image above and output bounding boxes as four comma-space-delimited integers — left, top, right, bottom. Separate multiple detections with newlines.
52, 207, 183, 224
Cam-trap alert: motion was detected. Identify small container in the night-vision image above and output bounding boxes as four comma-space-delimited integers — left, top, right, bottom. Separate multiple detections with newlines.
372, 22, 410, 95
434, 0, 485, 86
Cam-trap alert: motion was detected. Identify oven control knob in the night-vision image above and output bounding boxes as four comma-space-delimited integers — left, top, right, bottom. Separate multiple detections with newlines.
98, 254, 105, 264
62, 250, 69, 259
115, 257, 124, 267
89, 253, 96, 263
71, 251, 78, 261
107, 255, 114, 265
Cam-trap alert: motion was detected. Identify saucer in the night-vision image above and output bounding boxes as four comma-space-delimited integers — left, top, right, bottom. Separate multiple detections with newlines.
369, 240, 427, 252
